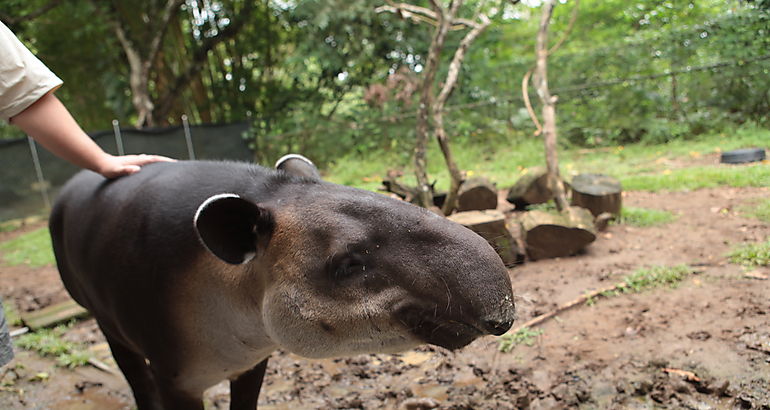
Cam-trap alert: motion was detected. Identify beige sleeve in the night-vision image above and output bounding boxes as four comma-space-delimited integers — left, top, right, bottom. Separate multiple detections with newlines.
0, 21, 63, 122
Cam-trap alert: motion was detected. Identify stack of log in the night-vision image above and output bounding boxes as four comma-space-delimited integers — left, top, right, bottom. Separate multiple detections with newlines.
381, 169, 622, 264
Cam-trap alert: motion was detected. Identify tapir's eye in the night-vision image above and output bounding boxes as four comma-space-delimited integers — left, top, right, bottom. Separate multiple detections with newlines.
332, 255, 366, 280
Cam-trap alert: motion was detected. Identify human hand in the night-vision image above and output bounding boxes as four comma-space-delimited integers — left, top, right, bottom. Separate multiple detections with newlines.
96, 154, 176, 179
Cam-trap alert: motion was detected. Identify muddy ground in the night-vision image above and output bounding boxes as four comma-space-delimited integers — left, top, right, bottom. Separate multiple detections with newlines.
0, 183, 768, 409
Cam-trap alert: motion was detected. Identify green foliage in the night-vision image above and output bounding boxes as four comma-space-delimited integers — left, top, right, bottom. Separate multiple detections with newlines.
618, 206, 676, 227
498, 327, 543, 353
15, 323, 92, 368
0, 227, 55, 268
728, 240, 770, 268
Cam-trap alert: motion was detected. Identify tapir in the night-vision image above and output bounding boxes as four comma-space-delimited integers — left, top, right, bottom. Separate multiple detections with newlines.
49, 159, 515, 410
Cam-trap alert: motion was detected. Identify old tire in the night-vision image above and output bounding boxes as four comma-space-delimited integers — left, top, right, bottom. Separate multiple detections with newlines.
720, 148, 766, 164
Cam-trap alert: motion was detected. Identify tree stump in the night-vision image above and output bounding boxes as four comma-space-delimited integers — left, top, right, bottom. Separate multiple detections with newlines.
506, 167, 553, 209
448, 210, 525, 267
456, 177, 498, 212
569, 173, 622, 217
520, 206, 596, 260
381, 170, 445, 207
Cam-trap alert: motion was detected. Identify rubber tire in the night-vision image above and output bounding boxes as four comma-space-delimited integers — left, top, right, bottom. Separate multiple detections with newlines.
720, 148, 766, 164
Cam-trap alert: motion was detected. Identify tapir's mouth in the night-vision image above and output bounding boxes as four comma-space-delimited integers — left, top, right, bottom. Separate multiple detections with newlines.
395, 306, 483, 351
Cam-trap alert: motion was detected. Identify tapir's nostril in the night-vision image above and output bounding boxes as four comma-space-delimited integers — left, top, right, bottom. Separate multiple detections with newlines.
483, 318, 514, 336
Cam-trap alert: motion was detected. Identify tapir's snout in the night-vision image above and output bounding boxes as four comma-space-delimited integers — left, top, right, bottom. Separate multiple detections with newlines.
390, 214, 517, 350
480, 293, 516, 336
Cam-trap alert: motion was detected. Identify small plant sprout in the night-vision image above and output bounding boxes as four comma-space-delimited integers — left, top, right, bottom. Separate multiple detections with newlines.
728, 240, 770, 269
14, 323, 92, 369
498, 327, 544, 353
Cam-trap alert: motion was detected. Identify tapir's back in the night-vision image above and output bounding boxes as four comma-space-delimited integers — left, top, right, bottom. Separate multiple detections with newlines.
49, 161, 277, 339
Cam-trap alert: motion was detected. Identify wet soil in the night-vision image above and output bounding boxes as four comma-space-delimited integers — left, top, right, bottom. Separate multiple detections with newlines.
0, 185, 768, 409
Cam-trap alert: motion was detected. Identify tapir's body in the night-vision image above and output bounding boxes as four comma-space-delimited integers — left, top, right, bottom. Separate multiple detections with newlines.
50, 160, 514, 410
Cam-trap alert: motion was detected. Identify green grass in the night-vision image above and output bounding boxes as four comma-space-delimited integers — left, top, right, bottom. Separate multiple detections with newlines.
0, 227, 55, 268
728, 240, 770, 269
14, 323, 92, 368
739, 199, 770, 223
618, 206, 676, 227
324, 125, 769, 193
498, 327, 543, 353
620, 164, 769, 192
587, 264, 693, 305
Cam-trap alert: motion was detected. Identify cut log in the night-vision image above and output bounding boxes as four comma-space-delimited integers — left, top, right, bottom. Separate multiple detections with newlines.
448, 210, 525, 267
456, 177, 498, 212
506, 167, 553, 209
520, 206, 596, 260
569, 173, 622, 217
381, 170, 446, 208
20, 298, 89, 330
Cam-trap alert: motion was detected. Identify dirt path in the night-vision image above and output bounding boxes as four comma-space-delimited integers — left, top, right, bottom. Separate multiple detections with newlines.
0, 186, 768, 409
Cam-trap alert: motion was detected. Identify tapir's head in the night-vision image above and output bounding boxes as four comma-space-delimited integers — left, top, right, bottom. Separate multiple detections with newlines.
193, 174, 514, 358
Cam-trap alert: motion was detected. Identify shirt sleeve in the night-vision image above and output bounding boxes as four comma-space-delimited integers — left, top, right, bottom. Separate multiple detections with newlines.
0, 21, 63, 122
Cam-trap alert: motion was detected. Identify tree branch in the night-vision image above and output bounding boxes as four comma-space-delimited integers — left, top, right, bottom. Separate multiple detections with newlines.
548, 0, 580, 55
376, 1, 480, 29
155, 1, 256, 121
146, 0, 185, 71
436, 13, 490, 108
0, 0, 63, 26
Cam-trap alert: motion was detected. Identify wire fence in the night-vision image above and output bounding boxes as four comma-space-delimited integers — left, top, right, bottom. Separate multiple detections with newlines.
0, 120, 252, 222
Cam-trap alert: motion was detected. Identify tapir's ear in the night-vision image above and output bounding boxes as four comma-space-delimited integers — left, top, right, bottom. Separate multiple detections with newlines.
193, 194, 274, 265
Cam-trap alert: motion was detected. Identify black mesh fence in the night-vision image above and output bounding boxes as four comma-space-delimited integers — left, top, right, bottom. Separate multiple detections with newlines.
0, 121, 252, 222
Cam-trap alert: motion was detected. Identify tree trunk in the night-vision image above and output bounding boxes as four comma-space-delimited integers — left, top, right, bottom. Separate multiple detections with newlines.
533, 0, 569, 212
413, 0, 458, 208
435, 13, 491, 215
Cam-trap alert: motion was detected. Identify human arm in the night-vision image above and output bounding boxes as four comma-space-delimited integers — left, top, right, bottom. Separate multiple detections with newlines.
10, 92, 174, 178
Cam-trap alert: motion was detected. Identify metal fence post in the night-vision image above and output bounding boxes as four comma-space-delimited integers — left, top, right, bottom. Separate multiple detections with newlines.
182, 115, 196, 160
26, 137, 51, 210
112, 119, 125, 155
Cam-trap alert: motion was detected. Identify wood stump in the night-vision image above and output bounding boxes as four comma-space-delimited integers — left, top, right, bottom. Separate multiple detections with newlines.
457, 177, 497, 212
381, 170, 445, 208
506, 167, 553, 209
569, 173, 622, 217
448, 210, 525, 267
520, 206, 596, 260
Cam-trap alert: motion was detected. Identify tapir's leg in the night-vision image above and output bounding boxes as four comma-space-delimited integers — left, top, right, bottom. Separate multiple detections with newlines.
229, 358, 269, 410
103, 334, 164, 410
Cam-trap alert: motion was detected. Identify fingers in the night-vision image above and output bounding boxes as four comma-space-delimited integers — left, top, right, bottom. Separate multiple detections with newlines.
119, 154, 177, 167
98, 154, 176, 179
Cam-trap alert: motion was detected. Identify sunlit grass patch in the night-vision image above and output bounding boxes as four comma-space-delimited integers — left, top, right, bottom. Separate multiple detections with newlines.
15, 323, 92, 368
617, 206, 676, 227
0, 227, 55, 268
620, 163, 770, 192
728, 240, 770, 269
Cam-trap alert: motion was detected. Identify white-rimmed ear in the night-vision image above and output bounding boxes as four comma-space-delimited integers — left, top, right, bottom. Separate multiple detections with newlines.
193, 194, 273, 265
275, 153, 321, 179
